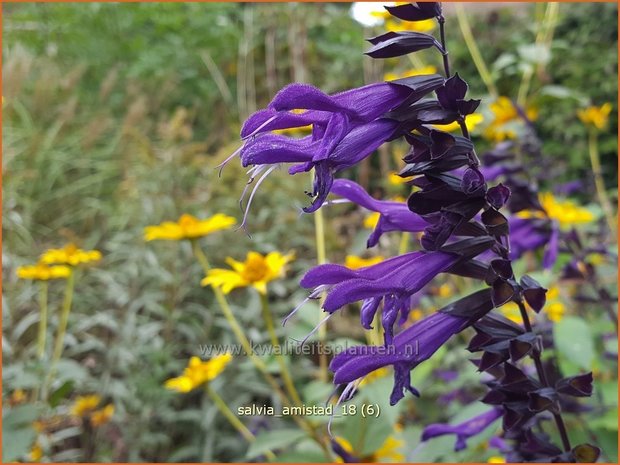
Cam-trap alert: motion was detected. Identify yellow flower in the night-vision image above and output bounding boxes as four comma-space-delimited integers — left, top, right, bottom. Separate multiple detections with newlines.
165, 354, 233, 393
9, 389, 27, 405
29, 443, 43, 462
364, 211, 381, 229
387, 171, 414, 185
40, 243, 102, 266
17, 263, 72, 281
433, 113, 484, 133
373, 434, 405, 462
359, 367, 390, 387
546, 301, 565, 323
409, 308, 424, 322
144, 213, 236, 241
499, 301, 523, 324
577, 103, 612, 131
484, 97, 538, 142
517, 192, 594, 228
384, 65, 438, 82
386, 17, 435, 33
488, 456, 506, 463
345, 255, 384, 269
90, 404, 114, 427
70, 394, 101, 417
334, 432, 404, 462
437, 283, 452, 298
201, 251, 294, 294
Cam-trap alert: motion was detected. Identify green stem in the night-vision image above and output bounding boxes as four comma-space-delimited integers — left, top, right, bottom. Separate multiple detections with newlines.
455, 3, 498, 99
517, 3, 559, 107
260, 293, 303, 407
44, 269, 75, 399
398, 232, 409, 256
36, 281, 49, 360
205, 384, 276, 461
588, 130, 617, 235
313, 206, 328, 382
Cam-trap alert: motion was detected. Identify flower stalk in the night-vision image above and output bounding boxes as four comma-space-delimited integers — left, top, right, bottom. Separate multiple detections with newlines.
36, 281, 49, 360
191, 240, 332, 459
259, 292, 303, 407
204, 384, 276, 461
313, 205, 329, 382
588, 129, 616, 234
44, 268, 75, 399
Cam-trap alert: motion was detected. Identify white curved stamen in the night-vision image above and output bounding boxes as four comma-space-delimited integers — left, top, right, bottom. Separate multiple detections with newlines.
216, 144, 244, 176
239, 165, 277, 231
242, 114, 277, 140
300, 313, 332, 346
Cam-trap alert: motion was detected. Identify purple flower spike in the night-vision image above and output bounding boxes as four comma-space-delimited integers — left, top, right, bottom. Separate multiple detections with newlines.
330, 289, 495, 405
330, 179, 428, 247
422, 408, 503, 451
331, 312, 467, 404
301, 250, 461, 343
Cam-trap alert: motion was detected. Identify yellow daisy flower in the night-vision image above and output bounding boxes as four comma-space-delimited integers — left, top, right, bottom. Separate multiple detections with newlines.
144, 213, 236, 241
384, 65, 438, 82
40, 243, 102, 266
334, 431, 405, 462
364, 211, 381, 229
29, 443, 43, 462
345, 255, 384, 269
201, 251, 294, 294
488, 456, 507, 463
484, 97, 538, 142
577, 103, 612, 131
165, 354, 233, 393
90, 404, 114, 427
17, 263, 71, 281
385, 17, 435, 33
517, 192, 594, 228
70, 394, 101, 417
433, 113, 484, 133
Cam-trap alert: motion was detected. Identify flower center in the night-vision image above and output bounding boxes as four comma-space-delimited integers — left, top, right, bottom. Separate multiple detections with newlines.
241, 255, 269, 283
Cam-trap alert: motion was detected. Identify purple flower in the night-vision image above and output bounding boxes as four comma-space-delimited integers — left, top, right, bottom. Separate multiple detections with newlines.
331, 312, 469, 405
329, 178, 428, 247
421, 407, 503, 451
301, 250, 459, 344
232, 81, 439, 218
329, 289, 494, 405
509, 217, 559, 269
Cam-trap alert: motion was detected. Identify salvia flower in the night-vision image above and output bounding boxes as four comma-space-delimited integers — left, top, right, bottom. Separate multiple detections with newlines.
300, 239, 493, 344
165, 354, 232, 393
330, 178, 428, 247
144, 213, 236, 241
421, 407, 503, 451
233, 75, 445, 217
330, 289, 494, 405
201, 251, 294, 294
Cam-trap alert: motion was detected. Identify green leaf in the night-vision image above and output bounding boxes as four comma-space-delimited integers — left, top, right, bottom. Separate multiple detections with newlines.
49, 380, 74, 408
553, 316, 595, 370
2, 405, 41, 462
245, 429, 308, 459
